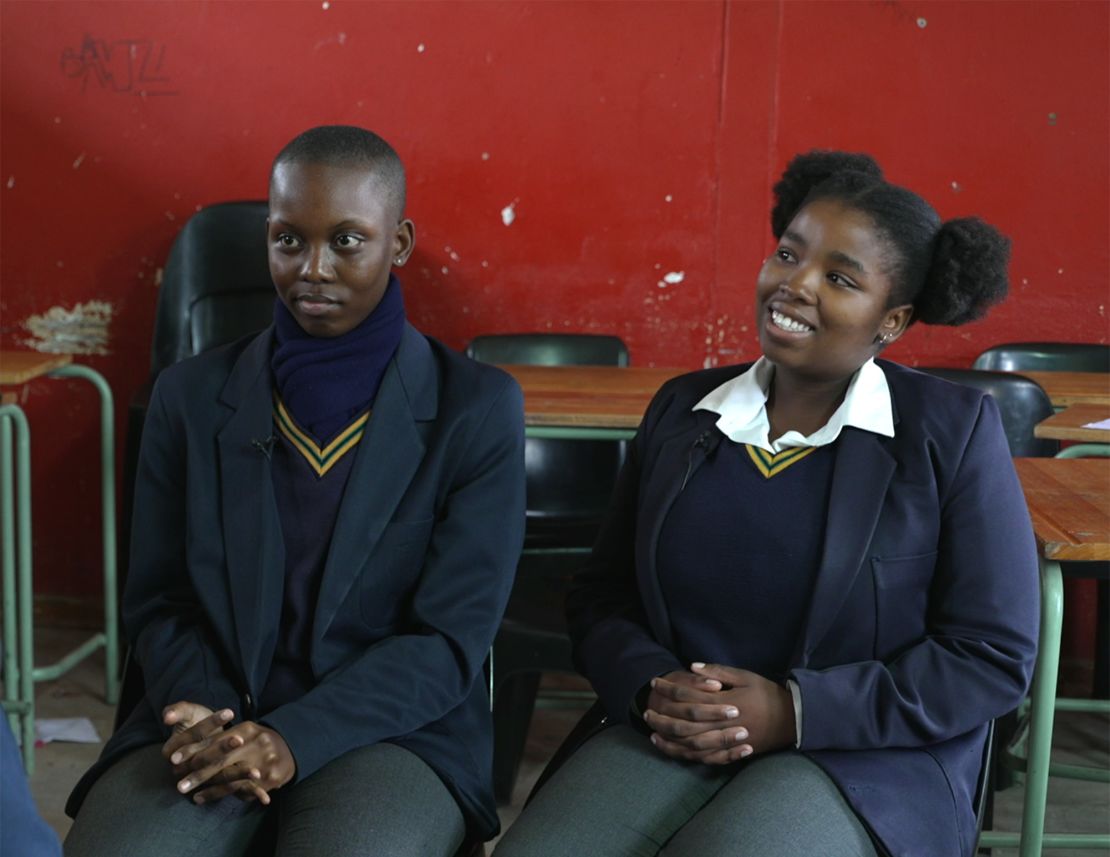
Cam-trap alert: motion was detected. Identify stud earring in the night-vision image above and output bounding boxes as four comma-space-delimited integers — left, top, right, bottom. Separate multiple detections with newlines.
878, 332, 893, 345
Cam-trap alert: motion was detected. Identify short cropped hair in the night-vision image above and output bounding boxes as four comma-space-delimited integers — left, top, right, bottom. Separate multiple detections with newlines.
272, 125, 406, 216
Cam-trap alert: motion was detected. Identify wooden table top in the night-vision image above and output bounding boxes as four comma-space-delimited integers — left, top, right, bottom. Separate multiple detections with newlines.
1015, 457, 1110, 561
500, 364, 684, 428
1034, 404, 1110, 443
1019, 371, 1110, 408
0, 350, 72, 386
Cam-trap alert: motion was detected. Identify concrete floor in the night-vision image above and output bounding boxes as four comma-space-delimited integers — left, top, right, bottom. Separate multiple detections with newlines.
14, 628, 1110, 854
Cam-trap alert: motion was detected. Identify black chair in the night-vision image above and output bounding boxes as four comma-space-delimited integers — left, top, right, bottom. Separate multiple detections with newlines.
117, 201, 275, 728
973, 342, 1110, 374
465, 333, 629, 802
917, 368, 1058, 457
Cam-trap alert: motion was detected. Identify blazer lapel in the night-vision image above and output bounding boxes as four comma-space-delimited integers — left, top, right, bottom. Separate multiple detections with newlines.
796, 426, 895, 662
216, 330, 286, 694
637, 410, 721, 651
313, 325, 435, 638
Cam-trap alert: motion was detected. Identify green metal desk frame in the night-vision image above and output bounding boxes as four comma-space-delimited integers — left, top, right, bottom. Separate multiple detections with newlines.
979, 554, 1109, 855
0, 364, 119, 773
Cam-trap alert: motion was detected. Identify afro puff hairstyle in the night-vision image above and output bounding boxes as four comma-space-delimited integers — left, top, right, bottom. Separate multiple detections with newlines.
771, 150, 1010, 326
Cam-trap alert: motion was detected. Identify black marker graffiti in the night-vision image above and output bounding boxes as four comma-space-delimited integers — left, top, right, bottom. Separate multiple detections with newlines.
60, 36, 178, 96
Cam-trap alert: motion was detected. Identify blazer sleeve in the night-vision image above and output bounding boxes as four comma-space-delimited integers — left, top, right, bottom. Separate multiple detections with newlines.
566, 389, 686, 723
260, 376, 526, 781
124, 377, 243, 721
791, 394, 1040, 749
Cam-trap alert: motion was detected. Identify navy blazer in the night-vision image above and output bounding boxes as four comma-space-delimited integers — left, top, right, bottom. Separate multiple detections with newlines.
68, 323, 526, 839
567, 360, 1039, 857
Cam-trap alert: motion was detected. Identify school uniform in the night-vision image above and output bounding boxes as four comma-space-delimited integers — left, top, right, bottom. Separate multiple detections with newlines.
66, 295, 526, 846
560, 358, 1038, 857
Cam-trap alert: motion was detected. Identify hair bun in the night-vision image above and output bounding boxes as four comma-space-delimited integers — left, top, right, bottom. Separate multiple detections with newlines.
771, 150, 883, 237
915, 217, 1010, 326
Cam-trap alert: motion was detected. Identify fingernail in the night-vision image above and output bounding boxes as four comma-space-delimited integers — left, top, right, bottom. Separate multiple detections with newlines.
650, 678, 657, 688
649, 734, 659, 746
691, 662, 706, 669
178, 780, 191, 793
735, 729, 749, 741
725, 707, 739, 718
219, 709, 233, 720
642, 710, 651, 722
740, 746, 753, 757
171, 752, 182, 764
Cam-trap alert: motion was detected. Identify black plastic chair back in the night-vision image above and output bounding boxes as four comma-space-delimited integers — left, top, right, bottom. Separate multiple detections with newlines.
919, 368, 1057, 457
466, 334, 629, 543
973, 342, 1110, 374
151, 201, 274, 375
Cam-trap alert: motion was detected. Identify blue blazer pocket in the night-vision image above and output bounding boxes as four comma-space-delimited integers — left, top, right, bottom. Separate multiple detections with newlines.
871, 551, 938, 658
359, 517, 436, 627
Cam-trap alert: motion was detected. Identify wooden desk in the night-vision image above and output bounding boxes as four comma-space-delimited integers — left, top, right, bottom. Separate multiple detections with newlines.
996, 458, 1110, 855
0, 351, 72, 385
1016, 458, 1109, 560
500, 364, 684, 435
1019, 371, 1110, 408
1034, 404, 1110, 443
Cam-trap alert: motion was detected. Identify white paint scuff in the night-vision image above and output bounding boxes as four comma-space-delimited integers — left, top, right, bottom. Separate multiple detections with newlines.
6, 176, 13, 189
72, 152, 86, 170
22, 301, 114, 355
657, 270, 685, 288
501, 201, 517, 226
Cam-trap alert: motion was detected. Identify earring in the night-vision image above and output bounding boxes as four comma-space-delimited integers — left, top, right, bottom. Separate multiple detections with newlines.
394, 257, 404, 265
878, 332, 893, 345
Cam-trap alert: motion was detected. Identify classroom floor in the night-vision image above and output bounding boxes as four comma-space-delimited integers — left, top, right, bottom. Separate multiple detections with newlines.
18, 627, 1110, 855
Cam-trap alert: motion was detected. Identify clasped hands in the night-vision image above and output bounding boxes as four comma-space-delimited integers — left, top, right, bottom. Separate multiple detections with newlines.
643, 663, 796, 765
160, 701, 296, 805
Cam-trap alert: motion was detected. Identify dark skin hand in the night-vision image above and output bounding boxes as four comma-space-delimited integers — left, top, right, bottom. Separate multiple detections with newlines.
160, 700, 296, 805
643, 663, 796, 765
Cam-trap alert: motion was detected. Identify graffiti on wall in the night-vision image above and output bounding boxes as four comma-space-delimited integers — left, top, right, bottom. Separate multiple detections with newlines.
60, 36, 178, 96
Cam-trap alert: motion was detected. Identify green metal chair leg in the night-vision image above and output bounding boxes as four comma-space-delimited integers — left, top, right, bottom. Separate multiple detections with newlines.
0, 403, 35, 772
37, 365, 119, 706
2, 413, 18, 739
1019, 557, 1064, 857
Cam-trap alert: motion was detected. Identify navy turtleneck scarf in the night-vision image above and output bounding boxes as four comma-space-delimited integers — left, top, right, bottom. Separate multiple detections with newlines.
271, 274, 405, 444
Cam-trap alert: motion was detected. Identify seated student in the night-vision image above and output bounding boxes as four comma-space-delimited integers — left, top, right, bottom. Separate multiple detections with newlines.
64, 125, 526, 857
495, 151, 1039, 857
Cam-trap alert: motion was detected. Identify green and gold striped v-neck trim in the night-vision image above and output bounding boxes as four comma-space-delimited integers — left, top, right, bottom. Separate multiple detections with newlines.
745, 444, 817, 479
273, 395, 369, 477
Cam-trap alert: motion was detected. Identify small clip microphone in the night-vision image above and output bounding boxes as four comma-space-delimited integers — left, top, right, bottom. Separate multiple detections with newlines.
250, 435, 276, 461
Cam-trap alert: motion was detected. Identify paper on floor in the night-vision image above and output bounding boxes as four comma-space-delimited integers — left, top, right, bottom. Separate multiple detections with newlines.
34, 717, 101, 745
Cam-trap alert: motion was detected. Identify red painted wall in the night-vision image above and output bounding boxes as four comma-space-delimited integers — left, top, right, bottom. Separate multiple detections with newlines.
2, 0, 1107, 599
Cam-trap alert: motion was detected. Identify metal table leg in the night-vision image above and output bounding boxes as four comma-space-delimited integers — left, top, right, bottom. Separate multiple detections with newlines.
0, 403, 35, 772
30, 365, 119, 706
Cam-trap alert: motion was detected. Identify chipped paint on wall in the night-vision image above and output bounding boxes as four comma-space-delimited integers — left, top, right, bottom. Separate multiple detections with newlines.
500, 201, 517, 226
22, 300, 114, 355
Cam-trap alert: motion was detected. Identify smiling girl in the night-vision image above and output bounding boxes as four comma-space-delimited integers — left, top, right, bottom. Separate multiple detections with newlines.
496, 150, 1038, 857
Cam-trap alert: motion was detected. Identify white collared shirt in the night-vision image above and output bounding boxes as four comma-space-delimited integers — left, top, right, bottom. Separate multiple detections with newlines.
689, 355, 895, 746
693, 356, 895, 452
